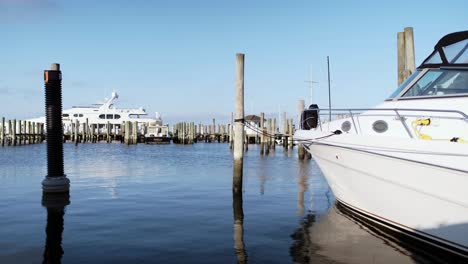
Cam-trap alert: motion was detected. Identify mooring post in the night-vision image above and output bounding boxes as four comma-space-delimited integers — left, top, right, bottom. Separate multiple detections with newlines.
12, 119, 16, 146
298, 100, 305, 160
42, 63, 70, 194
265, 118, 270, 155
289, 118, 294, 149
230, 112, 234, 149
404, 27, 415, 77
17, 120, 22, 146
106, 121, 110, 143
260, 112, 265, 155
1, 117, 4, 147
272, 118, 276, 151
397, 31, 405, 85
233, 53, 245, 193
132, 121, 137, 144
282, 112, 287, 149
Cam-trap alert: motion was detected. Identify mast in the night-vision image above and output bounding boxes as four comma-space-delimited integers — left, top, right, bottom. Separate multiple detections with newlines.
327, 56, 332, 122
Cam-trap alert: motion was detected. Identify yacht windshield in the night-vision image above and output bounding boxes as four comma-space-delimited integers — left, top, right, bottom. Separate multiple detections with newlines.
388, 70, 420, 98
401, 69, 468, 97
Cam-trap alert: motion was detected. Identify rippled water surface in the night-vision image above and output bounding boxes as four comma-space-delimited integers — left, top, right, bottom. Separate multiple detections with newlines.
0, 143, 446, 263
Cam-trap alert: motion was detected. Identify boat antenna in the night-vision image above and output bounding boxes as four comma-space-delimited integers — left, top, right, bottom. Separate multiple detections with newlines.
304, 66, 318, 106
327, 56, 332, 122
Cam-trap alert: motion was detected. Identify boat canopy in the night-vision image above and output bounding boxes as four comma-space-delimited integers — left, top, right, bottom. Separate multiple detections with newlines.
419, 30, 468, 69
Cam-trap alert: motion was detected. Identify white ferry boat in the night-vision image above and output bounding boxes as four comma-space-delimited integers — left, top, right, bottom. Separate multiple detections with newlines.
29, 92, 168, 135
294, 31, 468, 257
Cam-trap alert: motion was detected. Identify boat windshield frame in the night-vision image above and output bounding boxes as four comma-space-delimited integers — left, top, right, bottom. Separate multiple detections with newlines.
418, 31, 468, 69
387, 68, 468, 100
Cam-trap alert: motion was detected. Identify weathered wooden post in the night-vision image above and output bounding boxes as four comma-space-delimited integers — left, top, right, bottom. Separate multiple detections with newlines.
397, 27, 415, 85
271, 118, 276, 151
1, 117, 4, 147
12, 119, 17, 146
260, 112, 265, 155
298, 100, 305, 160
84, 118, 89, 143
289, 118, 294, 149
106, 121, 111, 143
42, 63, 70, 194
404, 27, 415, 77
124, 121, 130, 145
265, 118, 270, 155
282, 112, 287, 149
132, 121, 137, 144
17, 120, 22, 146
230, 112, 234, 149
397, 31, 405, 85
74, 120, 79, 144
233, 53, 245, 193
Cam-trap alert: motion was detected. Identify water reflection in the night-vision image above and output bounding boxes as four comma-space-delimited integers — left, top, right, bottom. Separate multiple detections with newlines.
42, 193, 69, 264
233, 190, 247, 263
289, 203, 464, 264
297, 161, 308, 217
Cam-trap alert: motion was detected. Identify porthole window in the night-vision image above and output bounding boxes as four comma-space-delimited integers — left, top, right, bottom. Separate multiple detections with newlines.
73, 114, 78, 117
341, 121, 351, 132
99, 114, 105, 119
62, 114, 69, 117
106, 114, 113, 119
372, 120, 388, 133
79, 114, 83, 117
115, 114, 121, 119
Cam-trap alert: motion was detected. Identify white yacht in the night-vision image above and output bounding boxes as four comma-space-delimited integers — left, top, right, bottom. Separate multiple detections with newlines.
29, 92, 165, 132
294, 31, 468, 257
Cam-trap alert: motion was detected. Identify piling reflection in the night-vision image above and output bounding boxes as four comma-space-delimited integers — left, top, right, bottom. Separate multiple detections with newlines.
297, 161, 308, 216
233, 190, 247, 263
42, 193, 70, 264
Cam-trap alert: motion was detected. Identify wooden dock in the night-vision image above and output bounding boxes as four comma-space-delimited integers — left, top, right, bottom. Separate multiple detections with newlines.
0, 118, 44, 146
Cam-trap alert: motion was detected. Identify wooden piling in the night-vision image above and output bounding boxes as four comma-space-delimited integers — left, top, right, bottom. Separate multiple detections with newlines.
12, 119, 16, 146
289, 118, 294, 149
298, 100, 305, 160
1, 117, 4, 147
260, 112, 265, 155
124, 121, 130, 145
404, 27, 415, 76
397, 31, 405, 86
233, 53, 245, 193
265, 118, 270, 155
132, 121, 137, 144
282, 112, 287, 149
107, 121, 111, 143
271, 118, 276, 151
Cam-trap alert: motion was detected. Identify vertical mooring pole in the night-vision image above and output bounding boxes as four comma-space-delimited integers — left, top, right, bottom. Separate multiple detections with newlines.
397, 31, 405, 86
397, 27, 415, 85
298, 99, 305, 160
42, 63, 70, 193
233, 53, 245, 193
404, 27, 415, 76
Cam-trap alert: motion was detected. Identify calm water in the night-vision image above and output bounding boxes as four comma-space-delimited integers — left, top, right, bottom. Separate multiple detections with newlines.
0, 143, 447, 263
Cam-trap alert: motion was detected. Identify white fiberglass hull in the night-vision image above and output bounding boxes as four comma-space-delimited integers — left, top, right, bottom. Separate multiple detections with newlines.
298, 133, 468, 256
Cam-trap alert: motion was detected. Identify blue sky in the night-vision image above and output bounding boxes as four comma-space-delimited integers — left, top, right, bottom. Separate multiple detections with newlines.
2, 0, 467, 124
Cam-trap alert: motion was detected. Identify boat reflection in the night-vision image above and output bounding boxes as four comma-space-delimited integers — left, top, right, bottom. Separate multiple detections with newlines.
289, 202, 463, 264
233, 190, 247, 264
42, 193, 69, 264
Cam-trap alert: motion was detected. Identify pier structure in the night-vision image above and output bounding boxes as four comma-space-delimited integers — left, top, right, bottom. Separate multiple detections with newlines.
0, 118, 44, 146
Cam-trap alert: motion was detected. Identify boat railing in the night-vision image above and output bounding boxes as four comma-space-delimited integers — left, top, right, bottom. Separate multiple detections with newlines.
303, 108, 468, 139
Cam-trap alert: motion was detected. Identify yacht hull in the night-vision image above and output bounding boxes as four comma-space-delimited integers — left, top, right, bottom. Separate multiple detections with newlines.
303, 136, 468, 257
